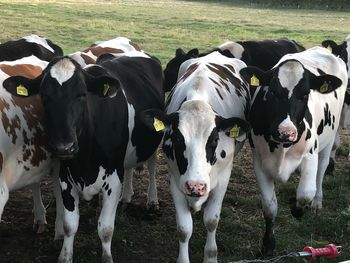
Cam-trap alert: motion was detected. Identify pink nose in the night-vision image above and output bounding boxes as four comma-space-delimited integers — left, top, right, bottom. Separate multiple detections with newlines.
184, 180, 207, 197
278, 127, 298, 142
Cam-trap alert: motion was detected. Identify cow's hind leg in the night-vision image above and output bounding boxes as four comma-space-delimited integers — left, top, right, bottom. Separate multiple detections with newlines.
146, 151, 159, 210
30, 183, 47, 233
203, 170, 230, 263
0, 177, 9, 222
98, 171, 122, 263
121, 169, 133, 204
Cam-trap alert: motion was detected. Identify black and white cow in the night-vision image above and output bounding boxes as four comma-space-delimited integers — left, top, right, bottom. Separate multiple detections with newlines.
0, 36, 63, 234
3, 52, 164, 262
239, 46, 348, 256
143, 51, 250, 263
322, 34, 350, 169
0, 34, 63, 62
163, 38, 305, 92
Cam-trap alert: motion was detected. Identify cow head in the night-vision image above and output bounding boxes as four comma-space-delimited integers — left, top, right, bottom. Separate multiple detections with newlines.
3, 56, 120, 159
240, 60, 342, 143
163, 48, 199, 92
141, 100, 249, 211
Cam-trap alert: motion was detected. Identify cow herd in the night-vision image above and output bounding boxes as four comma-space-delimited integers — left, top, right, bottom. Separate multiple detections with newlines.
0, 34, 349, 263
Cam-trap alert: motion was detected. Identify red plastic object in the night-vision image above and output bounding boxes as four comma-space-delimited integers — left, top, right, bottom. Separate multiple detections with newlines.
303, 244, 339, 260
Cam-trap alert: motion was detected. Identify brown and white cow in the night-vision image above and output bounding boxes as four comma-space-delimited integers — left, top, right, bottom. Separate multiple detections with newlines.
0, 36, 63, 233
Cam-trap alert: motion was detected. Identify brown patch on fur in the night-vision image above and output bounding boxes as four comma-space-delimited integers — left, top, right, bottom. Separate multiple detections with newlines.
0, 64, 43, 79
81, 53, 96, 65
129, 41, 141, 51
0, 98, 21, 143
83, 46, 124, 57
178, 63, 199, 82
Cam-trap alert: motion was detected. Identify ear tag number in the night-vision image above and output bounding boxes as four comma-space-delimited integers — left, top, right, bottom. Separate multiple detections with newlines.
320, 82, 329, 93
250, 75, 260, 86
103, 83, 110, 96
153, 118, 165, 132
327, 45, 332, 53
229, 125, 240, 138
16, 85, 28, 96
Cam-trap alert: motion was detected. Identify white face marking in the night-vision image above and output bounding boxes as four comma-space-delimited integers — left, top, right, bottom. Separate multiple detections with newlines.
218, 41, 244, 59
279, 115, 296, 130
23, 34, 54, 53
278, 61, 304, 98
50, 58, 75, 85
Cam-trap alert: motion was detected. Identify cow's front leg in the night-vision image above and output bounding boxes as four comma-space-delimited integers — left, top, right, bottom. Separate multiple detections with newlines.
203, 170, 230, 263
0, 177, 9, 221
53, 164, 65, 240
58, 181, 79, 263
254, 158, 277, 257
146, 151, 159, 209
170, 175, 192, 263
98, 171, 122, 263
30, 182, 47, 234
121, 169, 133, 204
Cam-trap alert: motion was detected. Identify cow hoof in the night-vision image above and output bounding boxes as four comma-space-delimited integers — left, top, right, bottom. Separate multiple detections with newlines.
262, 233, 275, 257
33, 222, 47, 234
325, 158, 335, 174
147, 201, 159, 211
289, 198, 304, 219
102, 253, 113, 263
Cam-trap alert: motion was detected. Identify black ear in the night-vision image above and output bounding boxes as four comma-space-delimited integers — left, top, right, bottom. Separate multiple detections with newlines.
3, 75, 41, 97
187, 48, 199, 58
86, 74, 120, 98
321, 40, 341, 55
216, 116, 251, 141
220, 49, 234, 58
176, 48, 185, 57
310, 74, 343, 94
239, 66, 272, 88
139, 109, 171, 132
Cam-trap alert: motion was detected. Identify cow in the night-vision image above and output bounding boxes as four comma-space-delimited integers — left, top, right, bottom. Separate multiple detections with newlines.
69, 36, 143, 67
142, 51, 250, 263
0, 36, 63, 234
239, 46, 348, 256
322, 34, 350, 171
3, 52, 164, 262
0, 34, 63, 62
163, 38, 305, 92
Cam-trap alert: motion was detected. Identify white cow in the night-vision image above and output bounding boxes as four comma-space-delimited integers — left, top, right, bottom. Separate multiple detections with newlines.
240, 46, 348, 256
142, 51, 250, 263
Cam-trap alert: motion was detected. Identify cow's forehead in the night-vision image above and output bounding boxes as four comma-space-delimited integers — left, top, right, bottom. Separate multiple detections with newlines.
277, 60, 304, 96
49, 58, 76, 85
23, 34, 54, 53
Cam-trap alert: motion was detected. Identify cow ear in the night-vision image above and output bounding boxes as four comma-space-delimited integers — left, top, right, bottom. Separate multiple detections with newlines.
175, 48, 185, 57
86, 75, 120, 98
139, 109, 171, 133
310, 74, 343, 94
187, 48, 199, 58
239, 66, 272, 88
3, 75, 41, 97
321, 40, 340, 55
216, 116, 251, 142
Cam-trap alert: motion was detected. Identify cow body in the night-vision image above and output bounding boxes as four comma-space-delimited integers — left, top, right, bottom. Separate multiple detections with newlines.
322, 34, 350, 169
240, 47, 348, 255
144, 52, 250, 263
164, 38, 305, 92
4, 53, 164, 262
0, 35, 63, 233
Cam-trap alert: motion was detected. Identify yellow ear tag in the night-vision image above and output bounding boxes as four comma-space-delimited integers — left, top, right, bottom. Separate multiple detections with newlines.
153, 117, 165, 132
103, 83, 110, 96
327, 45, 332, 53
229, 125, 240, 138
16, 85, 28, 96
250, 74, 260, 86
320, 82, 329, 93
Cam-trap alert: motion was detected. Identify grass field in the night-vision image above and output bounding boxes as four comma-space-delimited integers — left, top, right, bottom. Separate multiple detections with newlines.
0, 1, 349, 263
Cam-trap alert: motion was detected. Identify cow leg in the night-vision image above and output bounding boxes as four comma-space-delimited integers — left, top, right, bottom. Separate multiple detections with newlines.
30, 183, 47, 234
255, 158, 277, 257
54, 169, 65, 240
327, 132, 339, 174
312, 143, 333, 212
203, 171, 230, 263
146, 151, 159, 210
98, 172, 122, 263
170, 175, 192, 263
58, 183, 79, 263
0, 177, 9, 221
121, 168, 133, 204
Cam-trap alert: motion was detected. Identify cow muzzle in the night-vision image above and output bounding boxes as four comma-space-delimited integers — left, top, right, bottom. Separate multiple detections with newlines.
49, 141, 79, 160
184, 180, 208, 197
275, 126, 298, 143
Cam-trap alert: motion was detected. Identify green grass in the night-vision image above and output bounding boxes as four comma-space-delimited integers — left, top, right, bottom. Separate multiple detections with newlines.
0, 1, 349, 263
